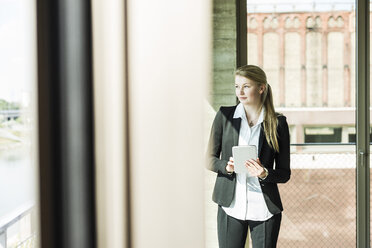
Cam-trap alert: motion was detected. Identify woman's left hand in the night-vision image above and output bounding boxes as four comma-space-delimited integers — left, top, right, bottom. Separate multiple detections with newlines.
245, 158, 266, 178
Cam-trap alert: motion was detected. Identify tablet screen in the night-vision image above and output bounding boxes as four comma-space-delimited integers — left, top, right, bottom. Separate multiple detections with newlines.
232, 145, 257, 174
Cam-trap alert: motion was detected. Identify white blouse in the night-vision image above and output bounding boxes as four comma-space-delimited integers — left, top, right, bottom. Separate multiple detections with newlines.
222, 103, 273, 221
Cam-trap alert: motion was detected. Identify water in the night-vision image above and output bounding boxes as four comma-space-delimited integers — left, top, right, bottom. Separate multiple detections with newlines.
0, 146, 36, 221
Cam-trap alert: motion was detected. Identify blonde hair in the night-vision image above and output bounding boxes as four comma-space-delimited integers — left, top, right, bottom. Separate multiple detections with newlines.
235, 65, 282, 153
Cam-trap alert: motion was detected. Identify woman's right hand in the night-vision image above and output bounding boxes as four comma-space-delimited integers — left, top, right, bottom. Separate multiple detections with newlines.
226, 157, 234, 173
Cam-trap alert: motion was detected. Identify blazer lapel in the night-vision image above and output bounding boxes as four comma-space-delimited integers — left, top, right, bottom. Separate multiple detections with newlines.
232, 117, 241, 146
258, 122, 264, 156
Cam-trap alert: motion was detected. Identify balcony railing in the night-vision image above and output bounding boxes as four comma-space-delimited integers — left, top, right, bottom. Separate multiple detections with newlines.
0, 202, 36, 248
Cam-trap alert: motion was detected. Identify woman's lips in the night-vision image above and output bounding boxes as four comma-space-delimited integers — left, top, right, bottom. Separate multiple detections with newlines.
239, 97, 247, 100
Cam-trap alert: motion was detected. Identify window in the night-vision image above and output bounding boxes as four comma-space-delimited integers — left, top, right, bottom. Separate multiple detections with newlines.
304, 127, 342, 143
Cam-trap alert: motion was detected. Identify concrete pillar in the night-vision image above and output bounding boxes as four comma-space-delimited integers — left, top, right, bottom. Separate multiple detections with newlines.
300, 29, 307, 107
257, 16, 264, 68
342, 126, 350, 143
212, 0, 238, 109
344, 14, 351, 107
296, 124, 304, 153
322, 31, 329, 107
279, 20, 285, 107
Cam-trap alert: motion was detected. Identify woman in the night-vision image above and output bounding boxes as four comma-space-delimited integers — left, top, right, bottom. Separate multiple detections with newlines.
206, 65, 291, 248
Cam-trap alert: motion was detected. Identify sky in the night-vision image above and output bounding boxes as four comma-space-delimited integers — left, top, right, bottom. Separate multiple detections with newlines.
247, 0, 356, 13
0, 0, 36, 104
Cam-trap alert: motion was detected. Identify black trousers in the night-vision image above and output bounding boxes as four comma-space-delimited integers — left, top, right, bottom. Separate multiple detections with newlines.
217, 205, 282, 248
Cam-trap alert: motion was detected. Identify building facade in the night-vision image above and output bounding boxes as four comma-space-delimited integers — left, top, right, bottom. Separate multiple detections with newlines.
246, 7, 371, 148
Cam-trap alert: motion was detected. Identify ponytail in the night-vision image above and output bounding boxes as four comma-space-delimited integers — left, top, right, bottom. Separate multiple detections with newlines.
263, 84, 281, 153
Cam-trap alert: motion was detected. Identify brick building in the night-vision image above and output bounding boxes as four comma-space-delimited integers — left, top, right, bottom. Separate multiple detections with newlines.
245, 1, 369, 149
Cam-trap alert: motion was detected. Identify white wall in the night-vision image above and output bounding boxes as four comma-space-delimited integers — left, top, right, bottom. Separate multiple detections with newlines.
127, 0, 210, 247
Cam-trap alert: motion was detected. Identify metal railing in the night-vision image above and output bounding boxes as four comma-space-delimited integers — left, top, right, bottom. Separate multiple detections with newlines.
0, 204, 36, 248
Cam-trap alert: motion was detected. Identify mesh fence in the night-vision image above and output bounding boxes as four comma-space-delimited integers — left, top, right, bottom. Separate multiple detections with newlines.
277, 146, 356, 247
204, 144, 372, 247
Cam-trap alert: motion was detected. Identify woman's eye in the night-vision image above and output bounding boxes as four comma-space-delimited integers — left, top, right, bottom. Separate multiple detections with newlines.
244, 86, 250, 88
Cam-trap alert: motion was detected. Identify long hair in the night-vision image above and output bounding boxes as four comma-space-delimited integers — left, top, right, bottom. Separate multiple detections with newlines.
235, 65, 282, 153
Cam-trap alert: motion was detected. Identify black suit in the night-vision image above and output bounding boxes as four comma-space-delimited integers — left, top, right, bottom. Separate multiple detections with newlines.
206, 105, 291, 215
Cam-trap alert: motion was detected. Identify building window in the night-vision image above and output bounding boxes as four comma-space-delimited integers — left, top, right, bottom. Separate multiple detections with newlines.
348, 127, 372, 143
304, 127, 342, 143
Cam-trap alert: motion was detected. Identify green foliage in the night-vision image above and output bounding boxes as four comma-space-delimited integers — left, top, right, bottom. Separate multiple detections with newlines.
0, 99, 20, 110
15, 116, 23, 124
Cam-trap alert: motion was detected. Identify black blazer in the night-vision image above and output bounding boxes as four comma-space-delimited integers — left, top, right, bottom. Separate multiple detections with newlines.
206, 105, 291, 215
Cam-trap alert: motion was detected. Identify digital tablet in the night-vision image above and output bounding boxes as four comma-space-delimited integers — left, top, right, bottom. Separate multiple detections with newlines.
232, 145, 257, 174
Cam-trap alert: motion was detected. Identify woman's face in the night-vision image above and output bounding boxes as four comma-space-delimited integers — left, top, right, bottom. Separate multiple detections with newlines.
234, 75, 264, 105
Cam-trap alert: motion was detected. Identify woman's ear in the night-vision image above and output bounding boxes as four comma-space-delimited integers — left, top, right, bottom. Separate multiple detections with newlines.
259, 85, 265, 94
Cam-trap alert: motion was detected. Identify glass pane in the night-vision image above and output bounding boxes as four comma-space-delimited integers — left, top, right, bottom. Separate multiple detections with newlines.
0, 0, 38, 247
247, 1, 356, 247
207, 1, 357, 248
